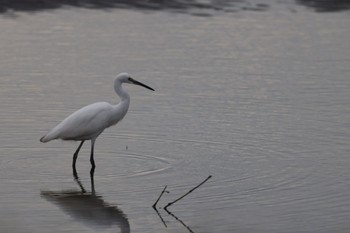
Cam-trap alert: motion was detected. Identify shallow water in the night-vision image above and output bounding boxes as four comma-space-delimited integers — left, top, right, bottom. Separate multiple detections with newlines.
0, 1, 350, 232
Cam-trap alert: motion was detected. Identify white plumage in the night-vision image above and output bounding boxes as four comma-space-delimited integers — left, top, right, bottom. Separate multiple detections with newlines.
41, 102, 124, 142
40, 72, 154, 171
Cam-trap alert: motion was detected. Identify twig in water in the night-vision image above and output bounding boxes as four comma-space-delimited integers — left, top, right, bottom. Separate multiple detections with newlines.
152, 185, 169, 209
164, 175, 212, 211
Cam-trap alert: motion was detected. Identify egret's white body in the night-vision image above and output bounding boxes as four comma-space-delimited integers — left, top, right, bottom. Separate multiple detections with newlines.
40, 101, 128, 142
40, 73, 154, 171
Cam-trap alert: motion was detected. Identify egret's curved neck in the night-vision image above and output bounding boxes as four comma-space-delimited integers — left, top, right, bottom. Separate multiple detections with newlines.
114, 80, 130, 102
112, 80, 130, 122
107, 80, 130, 125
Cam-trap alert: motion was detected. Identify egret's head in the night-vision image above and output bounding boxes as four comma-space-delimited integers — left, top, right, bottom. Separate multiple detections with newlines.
116, 72, 132, 83
115, 72, 154, 91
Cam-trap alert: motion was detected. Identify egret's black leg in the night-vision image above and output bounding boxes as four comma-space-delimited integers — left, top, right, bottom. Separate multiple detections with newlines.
90, 139, 96, 169
73, 170, 87, 193
90, 139, 96, 193
90, 165, 96, 195
72, 140, 85, 175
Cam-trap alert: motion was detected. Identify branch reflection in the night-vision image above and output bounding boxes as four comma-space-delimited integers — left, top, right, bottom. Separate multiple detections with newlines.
167, 210, 194, 233
154, 207, 195, 233
41, 170, 130, 233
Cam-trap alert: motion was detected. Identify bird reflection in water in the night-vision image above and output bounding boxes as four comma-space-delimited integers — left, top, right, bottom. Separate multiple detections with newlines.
41, 169, 130, 233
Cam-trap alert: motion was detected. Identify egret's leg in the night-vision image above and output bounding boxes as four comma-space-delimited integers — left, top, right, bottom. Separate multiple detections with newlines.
72, 140, 85, 170
90, 140, 96, 187
90, 139, 96, 169
90, 166, 95, 195
73, 172, 87, 194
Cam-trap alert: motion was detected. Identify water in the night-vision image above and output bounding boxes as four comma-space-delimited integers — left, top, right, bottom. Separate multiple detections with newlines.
0, 1, 350, 232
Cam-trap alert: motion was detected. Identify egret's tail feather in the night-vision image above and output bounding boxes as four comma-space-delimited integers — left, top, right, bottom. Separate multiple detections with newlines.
40, 135, 49, 143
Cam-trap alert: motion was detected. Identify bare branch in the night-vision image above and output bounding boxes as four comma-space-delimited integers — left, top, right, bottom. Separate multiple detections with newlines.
164, 175, 212, 211
152, 185, 168, 209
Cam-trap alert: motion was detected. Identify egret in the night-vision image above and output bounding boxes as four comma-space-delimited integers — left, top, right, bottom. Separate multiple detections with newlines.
40, 73, 154, 173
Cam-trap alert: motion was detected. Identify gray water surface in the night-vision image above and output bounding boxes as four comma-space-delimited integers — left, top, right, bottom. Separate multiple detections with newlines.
0, 1, 350, 232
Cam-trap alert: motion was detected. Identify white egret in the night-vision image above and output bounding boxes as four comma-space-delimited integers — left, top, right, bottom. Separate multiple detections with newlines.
40, 72, 154, 172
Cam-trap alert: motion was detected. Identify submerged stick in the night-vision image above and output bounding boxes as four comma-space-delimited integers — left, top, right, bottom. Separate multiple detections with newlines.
152, 185, 168, 209
164, 175, 212, 211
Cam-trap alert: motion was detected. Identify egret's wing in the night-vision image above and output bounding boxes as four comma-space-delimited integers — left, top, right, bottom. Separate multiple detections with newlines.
41, 102, 113, 141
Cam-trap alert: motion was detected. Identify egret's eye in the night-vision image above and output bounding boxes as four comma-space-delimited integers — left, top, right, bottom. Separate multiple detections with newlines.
128, 77, 132, 81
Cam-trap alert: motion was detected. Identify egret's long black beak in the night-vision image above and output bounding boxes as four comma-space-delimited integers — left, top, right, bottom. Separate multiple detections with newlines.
130, 78, 155, 91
